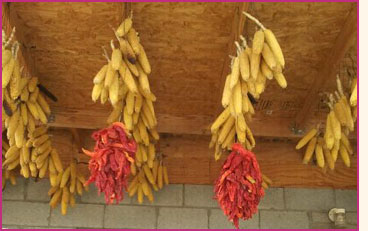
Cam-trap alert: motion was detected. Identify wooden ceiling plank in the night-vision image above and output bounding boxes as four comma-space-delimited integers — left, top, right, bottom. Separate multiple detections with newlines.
294, 5, 357, 129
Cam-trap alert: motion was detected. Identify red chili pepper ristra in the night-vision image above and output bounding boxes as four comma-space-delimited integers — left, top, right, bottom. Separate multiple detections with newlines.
83, 122, 136, 204
214, 143, 264, 229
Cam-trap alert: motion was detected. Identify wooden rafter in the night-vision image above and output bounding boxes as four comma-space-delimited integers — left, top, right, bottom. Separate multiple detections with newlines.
294, 5, 357, 130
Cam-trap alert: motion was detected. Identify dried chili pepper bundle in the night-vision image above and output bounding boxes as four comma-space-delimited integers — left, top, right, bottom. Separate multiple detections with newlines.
214, 143, 264, 229
83, 122, 136, 204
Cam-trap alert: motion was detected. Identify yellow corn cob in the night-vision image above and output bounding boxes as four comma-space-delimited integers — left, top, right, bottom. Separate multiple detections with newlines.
149, 128, 160, 141
242, 95, 249, 113
264, 29, 285, 68
303, 137, 317, 164
222, 74, 232, 107
255, 71, 266, 94
250, 53, 261, 80
339, 144, 350, 167
329, 111, 341, 140
137, 183, 144, 204
237, 113, 247, 132
105, 62, 116, 88
134, 93, 143, 113
70, 194, 76, 208
158, 163, 163, 189
7, 158, 20, 170
233, 81, 242, 115
60, 166, 71, 188
236, 122, 246, 143
273, 72, 287, 88
76, 180, 83, 196
261, 60, 273, 80
49, 188, 62, 208
218, 116, 235, 144
350, 83, 357, 107
36, 148, 52, 168
123, 107, 133, 130
229, 57, 240, 89
296, 128, 317, 150
124, 57, 139, 77
39, 158, 49, 178
340, 96, 354, 131
322, 145, 334, 170
10, 59, 21, 99
239, 50, 250, 81
31, 126, 48, 138
35, 138, 50, 154
315, 139, 325, 168
107, 103, 122, 124
29, 87, 39, 103
93, 64, 108, 84
28, 77, 38, 92
29, 162, 37, 177
26, 102, 40, 120
163, 166, 169, 185
33, 134, 49, 147
7, 109, 20, 139
253, 30, 265, 54
127, 28, 140, 55
261, 43, 277, 70
137, 43, 151, 74
246, 127, 255, 148
126, 91, 135, 115
119, 39, 136, 63
2, 49, 12, 66
91, 83, 103, 102
15, 119, 25, 148
141, 145, 148, 162
50, 149, 63, 173
143, 164, 155, 185
109, 73, 120, 105
137, 64, 151, 94
331, 141, 339, 162
341, 132, 353, 155
48, 156, 57, 175
27, 114, 36, 134
222, 125, 235, 149
334, 101, 347, 126
35, 103, 48, 124
117, 17, 132, 37
20, 88, 29, 103
20, 103, 28, 126
2, 57, 15, 88
100, 87, 109, 104
119, 62, 138, 93
61, 187, 70, 215
111, 43, 122, 71
324, 113, 335, 150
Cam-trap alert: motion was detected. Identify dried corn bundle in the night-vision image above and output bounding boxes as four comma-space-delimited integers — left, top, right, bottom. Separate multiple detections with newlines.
296, 75, 356, 170
48, 160, 88, 215
210, 12, 287, 162
89, 13, 168, 204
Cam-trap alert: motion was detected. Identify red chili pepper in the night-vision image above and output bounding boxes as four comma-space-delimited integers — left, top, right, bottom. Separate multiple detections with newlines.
214, 143, 264, 229
83, 122, 136, 204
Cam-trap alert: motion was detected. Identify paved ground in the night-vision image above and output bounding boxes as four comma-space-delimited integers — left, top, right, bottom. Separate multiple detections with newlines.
2, 178, 357, 229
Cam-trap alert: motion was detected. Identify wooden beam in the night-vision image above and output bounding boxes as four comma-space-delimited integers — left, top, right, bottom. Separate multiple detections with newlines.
71, 130, 356, 189
214, 2, 249, 116
294, 5, 357, 129
47, 106, 324, 138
